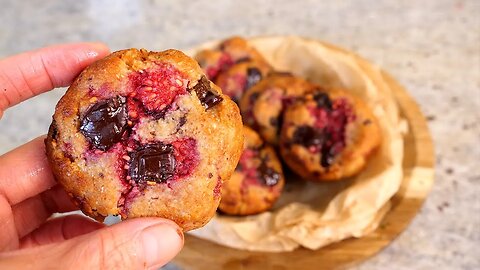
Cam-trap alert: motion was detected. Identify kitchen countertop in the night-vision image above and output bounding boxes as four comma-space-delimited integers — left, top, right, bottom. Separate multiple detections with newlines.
0, 1, 478, 269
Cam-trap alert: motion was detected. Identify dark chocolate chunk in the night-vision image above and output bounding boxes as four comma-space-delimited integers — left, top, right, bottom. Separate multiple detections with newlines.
202, 91, 223, 109
191, 76, 223, 110
276, 115, 284, 134
236, 57, 251, 63
129, 143, 176, 183
144, 105, 169, 120
245, 67, 262, 89
320, 146, 335, 168
269, 117, 279, 128
178, 115, 187, 127
49, 120, 58, 140
292, 126, 325, 147
249, 92, 260, 103
79, 96, 128, 151
258, 162, 281, 186
313, 92, 332, 110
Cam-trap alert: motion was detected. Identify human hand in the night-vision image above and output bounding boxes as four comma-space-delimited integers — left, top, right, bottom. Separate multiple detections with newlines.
0, 43, 184, 269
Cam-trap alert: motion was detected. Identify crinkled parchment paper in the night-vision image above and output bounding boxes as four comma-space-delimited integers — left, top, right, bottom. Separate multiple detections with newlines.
186, 36, 406, 252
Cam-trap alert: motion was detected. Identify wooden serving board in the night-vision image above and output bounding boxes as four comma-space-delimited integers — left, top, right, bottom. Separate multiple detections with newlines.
173, 38, 435, 270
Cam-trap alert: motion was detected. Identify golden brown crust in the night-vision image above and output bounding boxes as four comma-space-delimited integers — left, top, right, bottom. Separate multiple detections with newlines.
279, 89, 381, 181
219, 127, 284, 215
45, 48, 243, 231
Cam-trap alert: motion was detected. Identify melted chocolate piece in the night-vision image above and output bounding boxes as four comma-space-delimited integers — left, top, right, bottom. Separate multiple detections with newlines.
249, 92, 260, 103
269, 117, 279, 128
258, 161, 281, 186
292, 126, 338, 168
80, 96, 128, 151
363, 119, 372, 125
191, 76, 223, 110
178, 115, 187, 127
270, 71, 293, 77
245, 67, 262, 90
292, 126, 325, 147
129, 143, 176, 183
313, 92, 332, 110
236, 57, 251, 63
276, 114, 284, 134
49, 120, 58, 140
321, 146, 335, 168
144, 105, 170, 120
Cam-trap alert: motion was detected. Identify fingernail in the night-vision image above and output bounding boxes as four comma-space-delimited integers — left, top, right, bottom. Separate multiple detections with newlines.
86, 43, 110, 58
141, 222, 184, 269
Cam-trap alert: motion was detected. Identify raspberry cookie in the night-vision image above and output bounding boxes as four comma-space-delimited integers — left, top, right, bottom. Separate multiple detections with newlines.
239, 74, 317, 145
195, 36, 270, 81
215, 61, 271, 103
219, 127, 284, 216
280, 90, 381, 181
45, 49, 244, 231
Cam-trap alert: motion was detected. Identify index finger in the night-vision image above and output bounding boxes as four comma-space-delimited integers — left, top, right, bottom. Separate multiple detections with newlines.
0, 43, 110, 118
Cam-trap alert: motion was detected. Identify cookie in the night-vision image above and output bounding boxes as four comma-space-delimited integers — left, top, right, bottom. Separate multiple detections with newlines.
195, 36, 270, 81
45, 49, 244, 231
239, 73, 317, 145
219, 127, 284, 216
279, 90, 381, 181
215, 61, 271, 103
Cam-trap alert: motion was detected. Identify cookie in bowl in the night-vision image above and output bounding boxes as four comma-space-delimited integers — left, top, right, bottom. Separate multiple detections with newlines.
240, 73, 317, 145
219, 126, 284, 216
214, 60, 271, 103
195, 36, 270, 80
45, 48, 244, 231
279, 90, 381, 181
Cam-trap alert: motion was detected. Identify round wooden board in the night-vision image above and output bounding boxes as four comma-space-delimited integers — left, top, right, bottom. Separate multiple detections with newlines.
173, 38, 435, 270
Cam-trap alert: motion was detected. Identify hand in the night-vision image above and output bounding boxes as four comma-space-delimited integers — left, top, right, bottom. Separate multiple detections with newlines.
0, 44, 184, 269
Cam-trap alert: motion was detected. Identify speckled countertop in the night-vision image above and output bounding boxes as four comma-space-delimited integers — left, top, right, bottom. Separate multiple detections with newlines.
0, 1, 478, 269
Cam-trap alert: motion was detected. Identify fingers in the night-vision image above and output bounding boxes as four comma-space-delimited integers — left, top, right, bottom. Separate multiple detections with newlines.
0, 218, 184, 270
71, 218, 184, 269
0, 42, 110, 118
0, 136, 55, 205
20, 215, 104, 249
12, 185, 78, 239
0, 194, 19, 251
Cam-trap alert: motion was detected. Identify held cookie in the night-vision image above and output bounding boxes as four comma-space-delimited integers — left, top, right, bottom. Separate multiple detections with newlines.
240, 74, 317, 145
195, 36, 270, 81
279, 90, 381, 181
219, 127, 284, 216
45, 49, 244, 231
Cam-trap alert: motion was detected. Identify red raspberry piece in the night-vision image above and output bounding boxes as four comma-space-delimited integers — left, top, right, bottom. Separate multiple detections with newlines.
130, 63, 187, 112
171, 138, 199, 178
205, 53, 234, 79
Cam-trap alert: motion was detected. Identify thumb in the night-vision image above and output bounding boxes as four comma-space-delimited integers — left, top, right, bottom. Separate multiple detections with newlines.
0, 218, 184, 270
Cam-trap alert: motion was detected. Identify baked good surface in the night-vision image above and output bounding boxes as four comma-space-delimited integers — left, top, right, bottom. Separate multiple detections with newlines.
279, 89, 381, 181
219, 127, 284, 215
214, 60, 271, 103
195, 36, 270, 81
45, 48, 244, 231
239, 73, 317, 145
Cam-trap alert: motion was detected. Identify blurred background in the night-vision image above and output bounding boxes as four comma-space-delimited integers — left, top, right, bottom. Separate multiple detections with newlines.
0, 1, 478, 269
